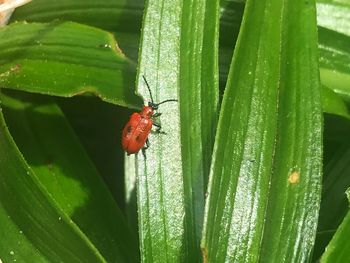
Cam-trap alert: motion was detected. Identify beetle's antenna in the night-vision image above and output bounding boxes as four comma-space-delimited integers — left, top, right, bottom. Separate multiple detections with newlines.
142, 75, 154, 104
156, 99, 178, 106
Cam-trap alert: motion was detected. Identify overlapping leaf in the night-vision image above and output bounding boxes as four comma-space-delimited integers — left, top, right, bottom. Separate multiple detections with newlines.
0, 101, 105, 262
202, 0, 322, 262
0, 21, 141, 108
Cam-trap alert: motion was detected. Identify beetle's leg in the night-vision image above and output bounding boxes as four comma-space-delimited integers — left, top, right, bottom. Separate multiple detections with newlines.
153, 122, 166, 134
153, 112, 162, 118
145, 138, 150, 149
141, 139, 150, 159
153, 121, 161, 130
142, 148, 147, 159
152, 112, 162, 132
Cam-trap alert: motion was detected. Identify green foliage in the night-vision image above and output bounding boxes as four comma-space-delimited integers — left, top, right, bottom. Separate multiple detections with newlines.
203, 0, 322, 261
0, 21, 141, 108
0, 0, 349, 262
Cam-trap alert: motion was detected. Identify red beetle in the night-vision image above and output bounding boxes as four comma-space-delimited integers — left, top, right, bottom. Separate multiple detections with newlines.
122, 76, 177, 155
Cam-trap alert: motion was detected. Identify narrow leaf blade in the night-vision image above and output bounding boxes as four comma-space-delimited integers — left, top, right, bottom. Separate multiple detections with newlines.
132, 0, 184, 261
126, 0, 220, 261
321, 187, 350, 263
179, 0, 220, 260
202, 0, 322, 262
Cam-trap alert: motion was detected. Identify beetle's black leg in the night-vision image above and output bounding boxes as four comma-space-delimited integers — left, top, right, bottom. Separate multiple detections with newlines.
153, 112, 162, 118
141, 138, 150, 159
145, 138, 150, 149
142, 148, 147, 159
153, 122, 166, 134
153, 121, 161, 130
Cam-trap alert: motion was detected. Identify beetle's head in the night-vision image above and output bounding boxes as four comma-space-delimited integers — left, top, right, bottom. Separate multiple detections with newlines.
148, 101, 159, 111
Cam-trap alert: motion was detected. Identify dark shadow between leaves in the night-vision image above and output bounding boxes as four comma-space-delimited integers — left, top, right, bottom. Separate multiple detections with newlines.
1, 90, 139, 262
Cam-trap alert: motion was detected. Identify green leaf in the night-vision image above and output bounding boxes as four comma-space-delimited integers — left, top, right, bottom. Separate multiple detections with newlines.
318, 27, 350, 102
125, 0, 220, 261
0, 21, 141, 108
0, 98, 105, 262
11, 0, 143, 34
313, 145, 350, 261
0, 90, 138, 262
202, 0, 322, 262
220, 2, 350, 117
179, 0, 220, 260
346, 188, 350, 203
320, 190, 350, 262
317, 0, 350, 36
322, 86, 350, 119
10, 0, 144, 60
129, 0, 185, 261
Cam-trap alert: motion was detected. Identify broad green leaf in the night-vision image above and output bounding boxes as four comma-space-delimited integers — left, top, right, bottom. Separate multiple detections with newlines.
10, 0, 144, 60
320, 186, 350, 262
0, 21, 141, 108
125, 0, 220, 261
0, 100, 105, 262
1, 90, 138, 262
313, 145, 350, 261
10, 0, 143, 34
9, 0, 143, 211
202, 0, 322, 262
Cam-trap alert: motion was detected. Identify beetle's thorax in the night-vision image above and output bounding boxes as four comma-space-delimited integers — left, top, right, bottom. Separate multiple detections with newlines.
140, 106, 154, 118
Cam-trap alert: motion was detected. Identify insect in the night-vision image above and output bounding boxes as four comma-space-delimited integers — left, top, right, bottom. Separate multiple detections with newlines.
122, 75, 177, 156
